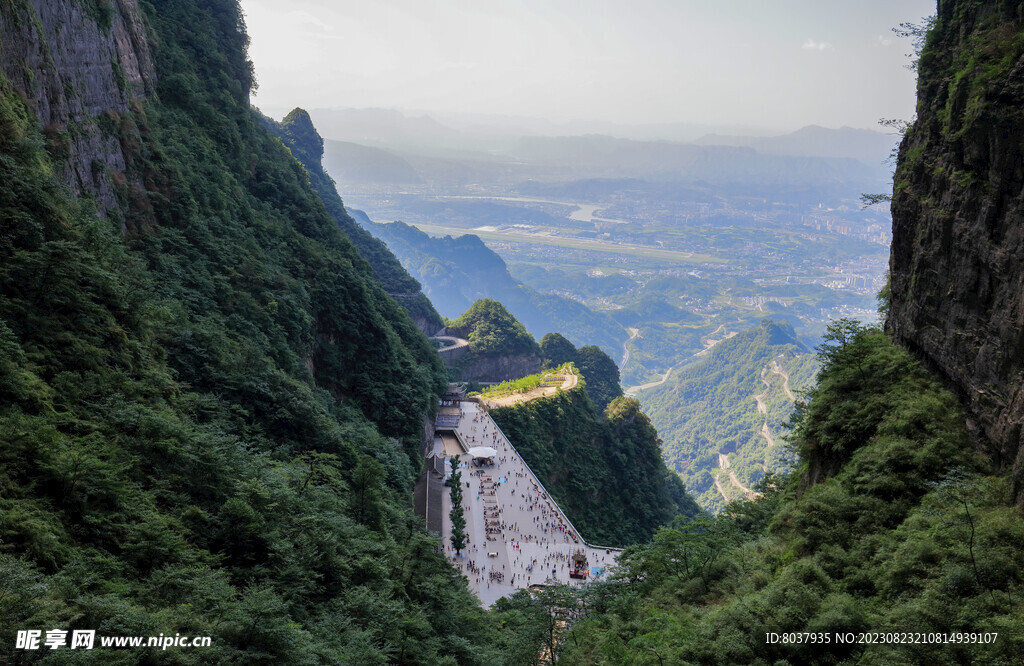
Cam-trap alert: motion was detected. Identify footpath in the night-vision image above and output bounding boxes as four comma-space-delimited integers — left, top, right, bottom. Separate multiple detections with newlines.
479, 372, 577, 409
440, 398, 619, 607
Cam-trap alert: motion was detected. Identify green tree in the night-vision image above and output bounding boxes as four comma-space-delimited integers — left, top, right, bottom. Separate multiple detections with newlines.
540, 332, 578, 368
449, 456, 467, 555
449, 299, 539, 356
576, 345, 623, 411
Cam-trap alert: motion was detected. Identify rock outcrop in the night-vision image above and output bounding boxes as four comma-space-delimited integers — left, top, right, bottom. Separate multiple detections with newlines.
888, 0, 1024, 502
0, 0, 155, 215
457, 352, 542, 384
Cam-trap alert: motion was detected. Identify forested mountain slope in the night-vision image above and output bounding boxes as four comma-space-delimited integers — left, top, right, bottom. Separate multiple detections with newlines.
490, 385, 701, 547
5, 0, 1024, 663
557, 325, 1024, 664
540, 332, 625, 412
541, 3, 1024, 661
0, 0, 514, 662
642, 320, 816, 512
261, 108, 444, 334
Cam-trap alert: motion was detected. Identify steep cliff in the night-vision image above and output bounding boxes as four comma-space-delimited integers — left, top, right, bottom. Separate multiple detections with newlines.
456, 352, 542, 383
0, 0, 156, 218
888, 0, 1024, 502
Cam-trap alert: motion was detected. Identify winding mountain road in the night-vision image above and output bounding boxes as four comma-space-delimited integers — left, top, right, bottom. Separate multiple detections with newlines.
625, 329, 736, 394
620, 327, 640, 369
772, 358, 795, 400
718, 452, 760, 499
431, 336, 470, 353
754, 366, 770, 415
712, 474, 731, 504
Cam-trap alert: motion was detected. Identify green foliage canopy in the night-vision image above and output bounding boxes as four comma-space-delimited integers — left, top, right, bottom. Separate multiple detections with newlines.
449, 298, 539, 356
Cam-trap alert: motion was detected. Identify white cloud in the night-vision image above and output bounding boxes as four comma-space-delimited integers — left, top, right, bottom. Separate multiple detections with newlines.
802, 38, 833, 51
874, 34, 893, 47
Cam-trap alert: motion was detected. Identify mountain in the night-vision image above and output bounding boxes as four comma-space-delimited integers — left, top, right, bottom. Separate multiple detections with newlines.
540, 333, 624, 413
510, 134, 891, 190
888, 0, 1024, 505
560, 321, 1023, 664
307, 107, 462, 150
641, 320, 817, 513
261, 109, 443, 333
348, 211, 629, 356
321, 139, 423, 185
555, 6, 1024, 663
445, 298, 542, 382
5, 0, 1024, 662
490, 387, 701, 547
0, 1, 513, 662
693, 124, 898, 165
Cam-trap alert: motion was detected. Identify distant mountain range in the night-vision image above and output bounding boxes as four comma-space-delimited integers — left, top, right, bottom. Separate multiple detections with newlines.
692, 124, 898, 165
321, 140, 422, 185
309, 107, 894, 166
309, 107, 462, 149
316, 114, 892, 198
508, 134, 890, 188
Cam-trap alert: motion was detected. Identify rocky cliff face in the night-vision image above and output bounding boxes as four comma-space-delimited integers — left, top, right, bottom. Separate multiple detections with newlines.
0, 0, 155, 216
888, 0, 1024, 502
458, 353, 542, 383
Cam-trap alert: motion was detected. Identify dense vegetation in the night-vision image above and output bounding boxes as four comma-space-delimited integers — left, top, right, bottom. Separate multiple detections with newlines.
478, 364, 573, 399
540, 332, 624, 411
528, 324, 1024, 664
0, 0, 527, 662
261, 108, 443, 332
6, 1, 1024, 663
642, 320, 816, 512
490, 385, 701, 547
448, 298, 540, 357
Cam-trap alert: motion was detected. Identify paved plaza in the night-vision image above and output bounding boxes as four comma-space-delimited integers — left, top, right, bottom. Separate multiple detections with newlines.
440, 400, 619, 607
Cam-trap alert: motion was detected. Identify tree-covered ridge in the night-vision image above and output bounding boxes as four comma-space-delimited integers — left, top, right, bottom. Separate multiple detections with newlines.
489, 384, 701, 547
540, 332, 624, 411
0, 0, 526, 661
553, 326, 1024, 665
448, 298, 540, 357
260, 108, 444, 332
642, 319, 816, 512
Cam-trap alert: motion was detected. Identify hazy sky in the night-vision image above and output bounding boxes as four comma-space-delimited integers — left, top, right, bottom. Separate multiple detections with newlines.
243, 0, 934, 134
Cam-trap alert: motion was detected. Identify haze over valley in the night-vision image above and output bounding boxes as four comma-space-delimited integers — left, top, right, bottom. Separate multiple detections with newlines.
319, 110, 894, 386
302, 108, 898, 507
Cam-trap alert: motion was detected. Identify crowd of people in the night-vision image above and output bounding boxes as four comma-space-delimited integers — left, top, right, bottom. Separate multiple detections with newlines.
441, 402, 616, 599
